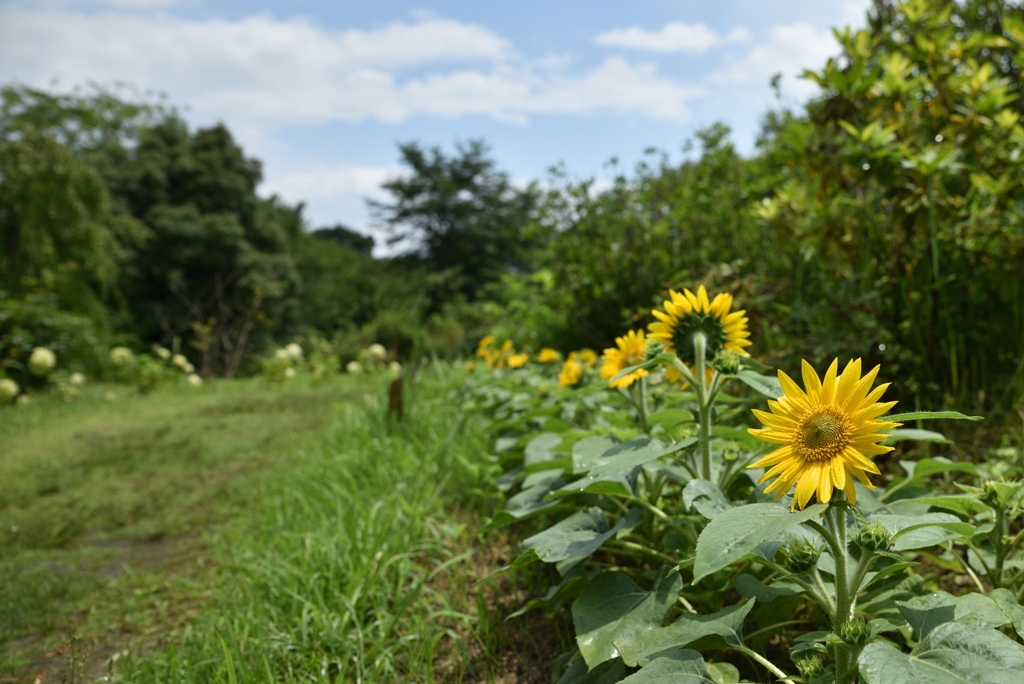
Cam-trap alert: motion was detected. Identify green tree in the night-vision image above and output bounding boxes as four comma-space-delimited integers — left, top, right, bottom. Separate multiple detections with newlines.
760, 0, 1024, 403
105, 118, 303, 376
370, 140, 540, 299
291, 234, 376, 334
538, 128, 758, 348
312, 224, 375, 255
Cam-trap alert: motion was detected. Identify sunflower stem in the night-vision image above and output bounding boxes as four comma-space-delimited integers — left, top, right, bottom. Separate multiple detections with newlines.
827, 495, 857, 684
811, 567, 837, 615
848, 549, 876, 610
735, 646, 796, 684
758, 559, 833, 616
693, 332, 713, 481
638, 375, 650, 434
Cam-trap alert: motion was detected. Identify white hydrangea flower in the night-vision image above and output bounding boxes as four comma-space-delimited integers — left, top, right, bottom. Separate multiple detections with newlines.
153, 345, 171, 361
187, 373, 203, 387
69, 372, 85, 386
0, 378, 19, 400
283, 367, 297, 379
346, 361, 363, 374
28, 347, 57, 376
388, 361, 403, 378
284, 342, 304, 361
368, 343, 387, 360
171, 353, 189, 370
110, 347, 134, 366
274, 348, 290, 360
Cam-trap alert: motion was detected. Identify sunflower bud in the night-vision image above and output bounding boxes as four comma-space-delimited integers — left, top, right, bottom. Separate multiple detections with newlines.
793, 653, 825, 679
857, 523, 891, 553
644, 338, 666, 361
981, 481, 1005, 507
840, 618, 871, 646
713, 349, 741, 374
783, 541, 821, 574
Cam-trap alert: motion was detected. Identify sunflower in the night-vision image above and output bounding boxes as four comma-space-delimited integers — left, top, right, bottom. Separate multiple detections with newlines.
575, 349, 598, 369
476, 335, 496, 358
538, 348, 561, 364
508, 353, 529, 369
558, 359, 583, 387
747, 359, 901, 509
648, 285, 751, 381
489, 340, 516, 369
599, 330, 649, 389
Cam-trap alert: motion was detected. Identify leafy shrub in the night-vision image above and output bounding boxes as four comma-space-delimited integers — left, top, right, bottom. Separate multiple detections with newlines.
0, 292, 105, 384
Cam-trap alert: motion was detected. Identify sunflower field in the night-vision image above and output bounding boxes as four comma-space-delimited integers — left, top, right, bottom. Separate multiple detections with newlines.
462, 284, 1024, 683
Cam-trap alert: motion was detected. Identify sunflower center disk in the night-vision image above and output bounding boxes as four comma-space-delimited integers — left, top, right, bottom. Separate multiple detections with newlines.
796, 407, 850, 462
670, 313, 727, 364
623, 352, 644, 367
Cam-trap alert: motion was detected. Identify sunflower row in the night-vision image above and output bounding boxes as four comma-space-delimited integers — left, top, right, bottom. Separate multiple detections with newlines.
461, 283, 1007, 684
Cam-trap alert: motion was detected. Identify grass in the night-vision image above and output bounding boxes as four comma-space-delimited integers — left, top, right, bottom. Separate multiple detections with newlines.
1, 367, 571, 683
113, 365, 571, 683
0, 375, 366, 679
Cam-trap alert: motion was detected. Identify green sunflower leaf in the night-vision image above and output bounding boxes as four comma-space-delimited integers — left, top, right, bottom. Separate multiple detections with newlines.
728, 370, 782, 398
614, 601, 755, 667
572, 568, 682, 669
858, 619, 1024, 683
481, 470, 568, 532
648, 408, 695, 431
885, 410, 984, 422
869, 513, 975, 551
881, 428, 951, 445
619, 650, 716, 684
572, 435, 620, 473
898, 591, 1014, 639
521, 508, 610, 565
555, 653, 628, 684
693, 502, 828, 582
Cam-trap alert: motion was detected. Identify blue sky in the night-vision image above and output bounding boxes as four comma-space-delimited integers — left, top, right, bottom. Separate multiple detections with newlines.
1, 0, 869, 250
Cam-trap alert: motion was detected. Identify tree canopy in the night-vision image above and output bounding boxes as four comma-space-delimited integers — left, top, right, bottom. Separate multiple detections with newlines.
371, 140, 540, 297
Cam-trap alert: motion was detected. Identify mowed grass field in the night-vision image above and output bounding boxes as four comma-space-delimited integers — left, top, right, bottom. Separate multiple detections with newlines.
0, 376, 365, 678
1, 369, 568, 683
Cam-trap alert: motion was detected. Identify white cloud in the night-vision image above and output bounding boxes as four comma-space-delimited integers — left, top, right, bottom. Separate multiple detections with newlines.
840, 0, 872, 27
710, 23, 838, 99
263, 163, 398, 250
267, 164, 397, 203
594, 22, 749, 54
93, 0, 179, 8
0, 7, 699, 128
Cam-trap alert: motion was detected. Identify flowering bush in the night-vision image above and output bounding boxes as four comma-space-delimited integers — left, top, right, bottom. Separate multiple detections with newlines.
109, 345, 198, 393
461, 284, 1018, 683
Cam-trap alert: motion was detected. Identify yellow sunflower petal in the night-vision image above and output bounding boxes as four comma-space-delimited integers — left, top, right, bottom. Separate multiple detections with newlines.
801, 360, 822, 399
817, 465, 834, 504
696, 285, 710, 312
795, 466, 820, 509
835, 359, 862, 406
820, 359, 840, 404
843, 477, 858, 504
831, 457, 847, 491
